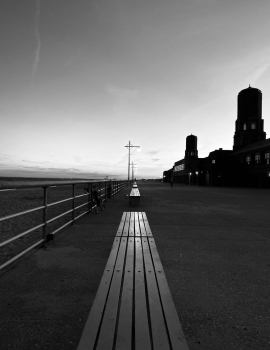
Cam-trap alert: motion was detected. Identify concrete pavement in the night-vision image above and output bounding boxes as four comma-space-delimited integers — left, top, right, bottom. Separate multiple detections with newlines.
1, 183, 270, 349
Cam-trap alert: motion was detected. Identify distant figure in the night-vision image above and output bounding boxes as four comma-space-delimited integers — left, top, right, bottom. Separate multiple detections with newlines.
92, 185, 105, 214
170, 178, 173, 188
107, 182, 112, 199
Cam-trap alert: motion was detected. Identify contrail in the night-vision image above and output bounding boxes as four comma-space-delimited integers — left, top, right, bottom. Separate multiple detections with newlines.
32, 0, 41, 84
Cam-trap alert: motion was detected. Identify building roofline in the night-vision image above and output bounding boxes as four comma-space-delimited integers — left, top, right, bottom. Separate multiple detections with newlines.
232, 139, 270, 155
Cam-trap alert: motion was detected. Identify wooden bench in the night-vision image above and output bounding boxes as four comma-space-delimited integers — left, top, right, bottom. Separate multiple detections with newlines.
130, 183, 140, 205
77, 212, 189, 350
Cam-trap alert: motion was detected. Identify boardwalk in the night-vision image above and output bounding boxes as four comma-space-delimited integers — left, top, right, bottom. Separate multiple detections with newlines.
1, 182, 270, 349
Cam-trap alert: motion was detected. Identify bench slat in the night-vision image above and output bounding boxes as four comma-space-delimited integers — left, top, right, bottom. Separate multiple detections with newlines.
148, 238, 189, 350
129, 212, 135, 236
134, 212, 141, 237
96, 237, 127, 350
130, 188, 140, 195
142, 214, 153, 237
116, 212, 127, 236
138, 212, 147, 236
142, 238, 171, 350
76, 237, 121, 350
115, 238, 134, 350
122, 212, 130, 237
135, 237, 152, 350
142, 212, 148, 222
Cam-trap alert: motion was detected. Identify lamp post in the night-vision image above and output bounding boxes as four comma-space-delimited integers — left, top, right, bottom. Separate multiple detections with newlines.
125, 141, 140, 186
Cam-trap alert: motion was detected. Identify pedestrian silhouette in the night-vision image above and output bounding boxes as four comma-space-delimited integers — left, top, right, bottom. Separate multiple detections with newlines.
92, 185, 105, 214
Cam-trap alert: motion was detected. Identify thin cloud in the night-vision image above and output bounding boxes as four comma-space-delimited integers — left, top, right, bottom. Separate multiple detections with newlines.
65, 48, 81, 67
73, 155, 84, 164
0, 153, 11, 160
247, 62, 270, 86
106, 85, 139, 99
146, 150, 160, 155
22, 159, 50, 164
106, 85, 139, 117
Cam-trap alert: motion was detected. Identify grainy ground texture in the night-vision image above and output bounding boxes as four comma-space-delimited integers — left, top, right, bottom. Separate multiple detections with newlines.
1, 182, 270, 350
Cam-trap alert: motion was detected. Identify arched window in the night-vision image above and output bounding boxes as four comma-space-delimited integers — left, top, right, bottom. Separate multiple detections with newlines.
243, 123, 247, 130
251, 122, 256, 129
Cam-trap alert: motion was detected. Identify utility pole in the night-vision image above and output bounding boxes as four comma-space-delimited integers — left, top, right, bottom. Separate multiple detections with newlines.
131, 162, 137, 183
125, 141, 140, 186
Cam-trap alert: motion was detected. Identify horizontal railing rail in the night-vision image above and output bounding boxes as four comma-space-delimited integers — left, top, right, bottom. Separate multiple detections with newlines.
0, 180, 127, 272
0, 179, 104, 190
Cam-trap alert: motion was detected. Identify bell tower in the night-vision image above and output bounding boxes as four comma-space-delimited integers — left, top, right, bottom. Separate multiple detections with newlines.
233, 86, 266, 151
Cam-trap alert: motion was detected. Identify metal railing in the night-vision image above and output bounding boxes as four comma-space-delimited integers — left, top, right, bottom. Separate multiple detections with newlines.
0, 179, 127, 271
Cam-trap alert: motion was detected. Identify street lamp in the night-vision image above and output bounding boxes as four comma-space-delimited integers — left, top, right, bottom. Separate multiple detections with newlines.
125, 141, 140, 186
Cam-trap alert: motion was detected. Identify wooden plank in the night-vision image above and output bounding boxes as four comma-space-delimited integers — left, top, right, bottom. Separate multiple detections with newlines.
134, 212, 141, 237
138, 212, 147, 236
142, 212, 148, 222
116, 212, 127, 236
129, 212, 135, 237
130, 188, 140, 197
148, 238, 189, 350
135, 237, 151, 350
122, 212, 131, 236
96, 237, 128, 350
141, 238, 170, 350
77, 237, 121, 350
115, 238, 134, 350
142, 213, 153, 237
121, 212, 127, 222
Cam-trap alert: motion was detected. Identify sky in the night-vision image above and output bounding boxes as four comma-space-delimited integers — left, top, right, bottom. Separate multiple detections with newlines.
1, 0, 270, 179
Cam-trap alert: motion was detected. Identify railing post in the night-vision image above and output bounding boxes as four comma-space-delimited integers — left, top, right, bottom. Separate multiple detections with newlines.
90, 183, 93, 211
41, 186, 48, 248
100, 181, 103, 203
88, 183, 91, 212
104, 181, 107, 201
72, 184, 75, 224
